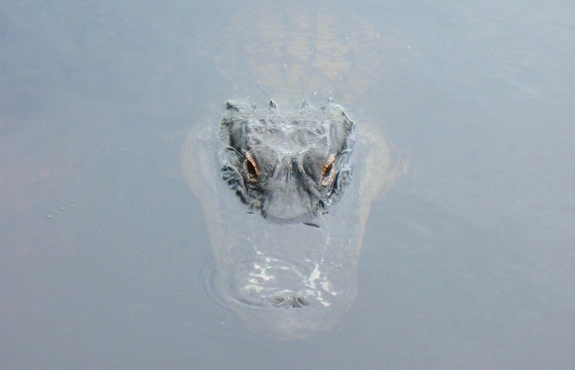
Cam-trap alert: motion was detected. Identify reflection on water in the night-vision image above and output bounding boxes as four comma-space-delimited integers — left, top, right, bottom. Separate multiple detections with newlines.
1, 0, 574, 368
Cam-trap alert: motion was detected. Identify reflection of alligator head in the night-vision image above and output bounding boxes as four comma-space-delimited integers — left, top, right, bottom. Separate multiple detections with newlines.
219, 100, 355, 225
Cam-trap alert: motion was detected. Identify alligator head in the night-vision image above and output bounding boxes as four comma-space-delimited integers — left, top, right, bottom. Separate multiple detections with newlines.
219, 100, 355, 224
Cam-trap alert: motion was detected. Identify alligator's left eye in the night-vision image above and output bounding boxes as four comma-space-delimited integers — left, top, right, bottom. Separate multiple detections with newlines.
320, 154, 336, 186
302, 150, 338, 186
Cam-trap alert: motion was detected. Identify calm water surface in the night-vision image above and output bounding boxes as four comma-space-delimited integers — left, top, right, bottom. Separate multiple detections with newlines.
1, 0, 574, 369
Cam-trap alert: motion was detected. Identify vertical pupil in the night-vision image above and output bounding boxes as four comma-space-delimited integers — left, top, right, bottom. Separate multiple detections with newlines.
244, 152, 259, 181
246, 160, 256, 176
322, 163, 332, 179
320, 154, 336, 186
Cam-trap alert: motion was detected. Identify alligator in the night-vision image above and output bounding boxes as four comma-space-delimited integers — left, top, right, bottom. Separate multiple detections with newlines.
181, 3, 408, 339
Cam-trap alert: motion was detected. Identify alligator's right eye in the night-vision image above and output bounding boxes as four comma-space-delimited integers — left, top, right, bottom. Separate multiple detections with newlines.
243, 151, 259, 182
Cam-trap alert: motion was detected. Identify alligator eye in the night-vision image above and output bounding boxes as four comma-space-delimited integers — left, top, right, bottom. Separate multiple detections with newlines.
321, 154, 336, 186
243, 151, 259, 182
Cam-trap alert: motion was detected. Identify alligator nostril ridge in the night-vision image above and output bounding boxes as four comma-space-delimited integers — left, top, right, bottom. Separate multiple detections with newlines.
269, 293, 310, 309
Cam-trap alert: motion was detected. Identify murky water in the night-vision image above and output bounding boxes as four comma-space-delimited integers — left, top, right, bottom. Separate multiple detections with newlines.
2, 1, 574, 369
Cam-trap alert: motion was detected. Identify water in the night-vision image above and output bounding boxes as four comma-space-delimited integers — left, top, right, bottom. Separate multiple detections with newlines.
2, 1, 574, 369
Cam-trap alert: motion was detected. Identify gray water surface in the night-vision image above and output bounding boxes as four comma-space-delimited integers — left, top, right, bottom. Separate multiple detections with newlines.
2, 1, 574, 369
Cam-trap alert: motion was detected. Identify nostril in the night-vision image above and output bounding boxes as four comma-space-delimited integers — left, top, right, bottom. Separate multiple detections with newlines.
296, 295, 310, 307
269, 293, 310, 309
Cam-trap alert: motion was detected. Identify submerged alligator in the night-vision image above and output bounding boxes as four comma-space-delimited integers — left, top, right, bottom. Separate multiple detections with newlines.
181, 4, 409, 339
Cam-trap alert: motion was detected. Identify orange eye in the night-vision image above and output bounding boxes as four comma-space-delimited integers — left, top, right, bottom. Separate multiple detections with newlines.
320, 154, 336, 186
243, 151, 259, 182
